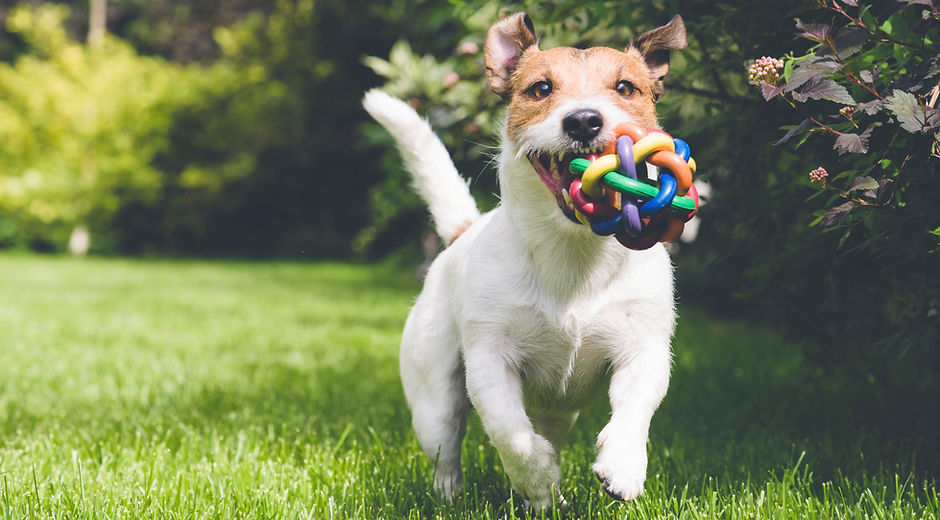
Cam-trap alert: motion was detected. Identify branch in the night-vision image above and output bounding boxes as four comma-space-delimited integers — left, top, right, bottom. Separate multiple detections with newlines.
692, 32, 730, 100
665, 84, 749, 103
825, 0, 928, 52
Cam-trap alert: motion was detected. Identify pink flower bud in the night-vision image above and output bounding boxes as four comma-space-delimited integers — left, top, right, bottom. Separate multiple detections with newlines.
442, 72, 460, 88
809, 167, 828, 186
458, 41, 479, 55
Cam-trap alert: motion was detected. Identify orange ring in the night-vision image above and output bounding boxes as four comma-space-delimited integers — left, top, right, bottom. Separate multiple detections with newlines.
603, 122, 647, 155
646, 150, 693, 196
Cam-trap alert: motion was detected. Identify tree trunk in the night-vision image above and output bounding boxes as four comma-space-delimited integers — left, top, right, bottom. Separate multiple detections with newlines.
88, 0, 106, 46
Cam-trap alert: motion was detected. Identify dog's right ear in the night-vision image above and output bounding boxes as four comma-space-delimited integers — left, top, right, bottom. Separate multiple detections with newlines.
484, 13, 538, 98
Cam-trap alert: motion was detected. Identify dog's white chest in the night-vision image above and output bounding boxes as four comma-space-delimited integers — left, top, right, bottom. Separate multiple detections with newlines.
493, 302, 613, 413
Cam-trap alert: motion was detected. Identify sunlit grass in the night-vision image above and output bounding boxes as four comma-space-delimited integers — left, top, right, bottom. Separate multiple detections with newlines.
0, 253, 936, 518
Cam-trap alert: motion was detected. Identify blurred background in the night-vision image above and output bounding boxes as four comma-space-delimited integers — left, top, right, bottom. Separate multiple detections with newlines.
0, 0, 936, 403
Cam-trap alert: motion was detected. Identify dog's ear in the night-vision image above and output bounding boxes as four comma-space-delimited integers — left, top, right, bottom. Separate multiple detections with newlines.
629, 14, 686, 93
484, 12, 538, 98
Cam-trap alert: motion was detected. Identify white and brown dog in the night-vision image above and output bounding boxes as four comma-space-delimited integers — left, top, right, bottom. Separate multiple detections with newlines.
363, 12, 686, 508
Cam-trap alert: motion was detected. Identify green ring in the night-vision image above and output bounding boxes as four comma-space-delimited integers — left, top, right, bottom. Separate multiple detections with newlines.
569, 157, 695, 216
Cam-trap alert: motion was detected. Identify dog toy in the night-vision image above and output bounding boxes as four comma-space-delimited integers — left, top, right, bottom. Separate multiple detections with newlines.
567, 122, 699, 250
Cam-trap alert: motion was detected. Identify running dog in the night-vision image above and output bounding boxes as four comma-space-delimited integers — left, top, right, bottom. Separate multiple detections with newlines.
363, 12, 686, 508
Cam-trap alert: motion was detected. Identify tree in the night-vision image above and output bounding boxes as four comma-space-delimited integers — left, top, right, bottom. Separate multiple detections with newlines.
87, 0, 105, 45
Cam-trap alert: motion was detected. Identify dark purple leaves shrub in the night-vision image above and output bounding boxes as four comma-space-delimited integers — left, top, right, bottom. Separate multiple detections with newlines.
750, 0, 939, 229
750, 0, 939, 366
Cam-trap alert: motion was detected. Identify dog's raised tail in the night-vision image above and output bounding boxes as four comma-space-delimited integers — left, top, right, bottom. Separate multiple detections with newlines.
362, 89, 480, 244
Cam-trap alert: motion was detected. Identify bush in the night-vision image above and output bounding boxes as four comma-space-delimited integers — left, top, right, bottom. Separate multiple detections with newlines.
0, 4, 295, 253
735, 0, 939, 377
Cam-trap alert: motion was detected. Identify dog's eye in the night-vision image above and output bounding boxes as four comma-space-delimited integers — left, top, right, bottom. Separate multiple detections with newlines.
526, 81, 553, 100
615, 80, 637, 98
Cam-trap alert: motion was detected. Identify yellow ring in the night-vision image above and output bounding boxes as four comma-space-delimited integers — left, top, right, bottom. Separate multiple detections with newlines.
574, 209, 591, 226
632, 133, 675, 162
688, 157, 697, 174
581, 154, 619, 200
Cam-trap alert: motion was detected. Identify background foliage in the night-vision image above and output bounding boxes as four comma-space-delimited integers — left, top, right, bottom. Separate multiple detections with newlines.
361, 0, 940, 385
0, 0, 936, 386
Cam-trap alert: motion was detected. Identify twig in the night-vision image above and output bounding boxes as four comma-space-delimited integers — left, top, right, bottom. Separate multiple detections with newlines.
778, 93, 845, 135
666, 84, 748, 103
825, 0, 928, 52
826, 40, 883, 99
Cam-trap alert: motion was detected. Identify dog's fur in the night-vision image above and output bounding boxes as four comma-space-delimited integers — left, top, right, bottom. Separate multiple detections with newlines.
363, 13, 686, 508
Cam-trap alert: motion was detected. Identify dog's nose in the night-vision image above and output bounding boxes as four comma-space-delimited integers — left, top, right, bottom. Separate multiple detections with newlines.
562, 109, 604, 144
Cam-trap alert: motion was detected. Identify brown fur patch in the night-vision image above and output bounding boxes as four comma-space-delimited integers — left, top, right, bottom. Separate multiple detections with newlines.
505, 46, 659, 141
448, 219, 474, 245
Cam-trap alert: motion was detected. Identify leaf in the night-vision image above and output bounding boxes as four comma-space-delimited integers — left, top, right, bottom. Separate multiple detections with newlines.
818, 26, 869, 60
833, 127, 873, 155
856, 99, 885, 115
925, 57, 940, 80
863, 178, 894, 201
783, 57, 842, 93
761, 82, 784, 101
795, 19, 831, 42
792, 77, 856, 105
361, 56, 396, 78
885, 89, 940, 132
847, 176, 879, 192
821, 202, 855, 227
775, 119, 812, 146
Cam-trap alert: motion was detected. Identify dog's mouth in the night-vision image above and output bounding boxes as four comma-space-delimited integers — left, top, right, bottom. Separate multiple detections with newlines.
527, 150, 600, 222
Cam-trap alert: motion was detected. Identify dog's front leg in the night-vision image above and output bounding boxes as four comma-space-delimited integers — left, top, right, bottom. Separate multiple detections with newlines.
593, 341, 671, 501
463, 340, 561, 509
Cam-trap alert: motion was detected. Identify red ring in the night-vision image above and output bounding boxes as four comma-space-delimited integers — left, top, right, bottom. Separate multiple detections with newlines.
615, 215, 668, 250
569, 178, 619, 220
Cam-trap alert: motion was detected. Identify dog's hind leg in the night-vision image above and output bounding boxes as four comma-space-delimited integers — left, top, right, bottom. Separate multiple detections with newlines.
400, 289, 469, 499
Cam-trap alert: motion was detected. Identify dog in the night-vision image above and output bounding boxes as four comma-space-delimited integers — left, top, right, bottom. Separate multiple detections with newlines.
362, 12, 686, 508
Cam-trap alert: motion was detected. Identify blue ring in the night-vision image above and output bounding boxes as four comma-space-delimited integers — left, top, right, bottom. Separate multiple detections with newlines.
639, 173, 677, 217
590, 213, 623, 236
673, 138, 690, 162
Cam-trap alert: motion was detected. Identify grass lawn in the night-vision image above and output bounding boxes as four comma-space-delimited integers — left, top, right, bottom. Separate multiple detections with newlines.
0, 253, 936, 519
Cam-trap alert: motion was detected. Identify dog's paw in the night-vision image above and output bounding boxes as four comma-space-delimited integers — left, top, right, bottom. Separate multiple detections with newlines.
592, 426, 648, 501
523, 492, 568, 512
499, 432, 561, 508
433, 471, 462, 501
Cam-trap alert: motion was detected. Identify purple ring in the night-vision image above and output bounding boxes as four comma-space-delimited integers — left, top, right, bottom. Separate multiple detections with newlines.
616, 135, 644, 236
616, 136, 637, 179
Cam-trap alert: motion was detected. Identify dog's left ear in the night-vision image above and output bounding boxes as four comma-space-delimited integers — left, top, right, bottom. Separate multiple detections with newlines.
484, 12, 538, 98
629, 14, 686, 94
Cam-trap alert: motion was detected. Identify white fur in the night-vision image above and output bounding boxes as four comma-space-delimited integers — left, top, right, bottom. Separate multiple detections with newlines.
515, 96, 636, 158
362, 89, 480, 243
364, 88, 674, 508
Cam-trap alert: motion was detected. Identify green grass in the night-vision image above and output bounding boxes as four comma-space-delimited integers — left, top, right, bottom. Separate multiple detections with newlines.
0, 253, 936, 519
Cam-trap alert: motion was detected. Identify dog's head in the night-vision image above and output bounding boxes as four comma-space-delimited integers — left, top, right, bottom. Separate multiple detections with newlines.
485, 13, 686, 225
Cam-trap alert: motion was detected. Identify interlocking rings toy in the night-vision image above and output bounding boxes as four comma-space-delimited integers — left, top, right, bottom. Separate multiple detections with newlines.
567, 122, 699, 251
